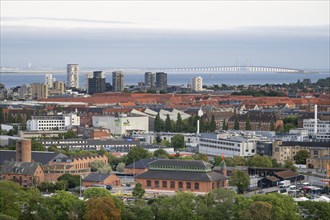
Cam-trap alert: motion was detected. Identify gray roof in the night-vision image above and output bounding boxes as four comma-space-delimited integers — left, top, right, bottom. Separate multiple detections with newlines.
83, 173, 111, 182
148, 159, 212, 169
281, 141, 330, 148
1, 161, 41, 175
125, 157, 161, 169
135, 170, 226, 182
0, 150, 67, 165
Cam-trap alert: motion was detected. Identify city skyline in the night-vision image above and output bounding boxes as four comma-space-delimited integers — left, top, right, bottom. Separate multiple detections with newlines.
1, 1, 329, 69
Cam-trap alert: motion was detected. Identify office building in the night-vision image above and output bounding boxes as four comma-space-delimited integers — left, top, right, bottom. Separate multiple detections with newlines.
112, 71, 124, 92
49, 81, 66, 97
192, 76, 203, 91
156, 72, 167, 91
31, 83, 48, 99
27, 113, 80, 131
45, 74, 55, 89
144, 72, 156, 87
88, 71, 106, 94
67, 64, 79, 89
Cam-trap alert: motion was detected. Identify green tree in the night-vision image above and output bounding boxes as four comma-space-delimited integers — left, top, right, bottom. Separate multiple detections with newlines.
116, 162, 126, 172
192, 153, 209, 162
84, 197, 121, 220
46, 190, 84, 220
124, 147, 153, 165
198, 188, 237, 220
154, 113, 163, 132
122, 199, 154, 220
284, 159, 297, 172
245, 118, 252, 130
165, 114, 172, 132
298, 201, 330, 220
31, 141, 46, 151
239, 201, 272, 220
90, 160, 112, 173
57, 174, 80, 189
132, 183, 145, 199
234, 118, 240, 130
0, 107, 4, 123
175, 113, 184, 132
229, 170, 250, 194
270, 121, 275, 131
153, 148, 170, 158
293, 150, 308, 164
171, 134, 185, 151
84, 187, 112, 199
248, 155, 272, 168
251, 193, 300, 220
48, 144, 58, 152
209, 115, 216, 132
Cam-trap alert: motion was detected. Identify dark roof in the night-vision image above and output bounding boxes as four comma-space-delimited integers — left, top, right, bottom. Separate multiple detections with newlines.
280, 141, 330, 148
125, 157, 160, 169
1, 161, 41, 175
135, 170, 226, 182
213, 166, 248, 172
229, 111, 277, 123
0, 150, 67, 165
83, 173, 111, 182
148, 159, 212, 169
274, 170, 299, 179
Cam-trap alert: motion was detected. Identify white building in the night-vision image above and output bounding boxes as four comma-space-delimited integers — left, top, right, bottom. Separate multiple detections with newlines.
67, 64, 79, 89
93, 115, 149, 136
303, 119, 330, 134
192, 76, 203, 92
198, 132, 260, 158
45, 74, 55, 89
139, 132, 199, 147
27, 113, 80, 131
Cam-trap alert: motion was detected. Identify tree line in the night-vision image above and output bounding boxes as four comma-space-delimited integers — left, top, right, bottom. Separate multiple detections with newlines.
154, 113, 216, 133
1, 180, 329, 220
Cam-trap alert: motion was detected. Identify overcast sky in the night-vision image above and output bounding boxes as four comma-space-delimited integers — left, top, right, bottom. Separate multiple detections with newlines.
1, 1, 329, 69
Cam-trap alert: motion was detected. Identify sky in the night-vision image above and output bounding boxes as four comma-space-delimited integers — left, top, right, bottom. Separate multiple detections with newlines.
1, 1, 329, 69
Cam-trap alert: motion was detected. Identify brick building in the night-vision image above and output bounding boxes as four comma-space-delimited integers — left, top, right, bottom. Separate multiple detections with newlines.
135, 159, 227, 193
83, 173, 121, 187
124, 157, 160, 175
44, 155, 108, 181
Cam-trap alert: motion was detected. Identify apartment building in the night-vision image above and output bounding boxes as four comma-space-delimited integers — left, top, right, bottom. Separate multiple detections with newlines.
27, 113, 80, 131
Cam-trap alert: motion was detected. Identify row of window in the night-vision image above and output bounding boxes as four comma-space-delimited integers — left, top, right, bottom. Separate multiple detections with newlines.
201, 139, 237, 146
146, 180, 199, 190
200, 144, 240, 152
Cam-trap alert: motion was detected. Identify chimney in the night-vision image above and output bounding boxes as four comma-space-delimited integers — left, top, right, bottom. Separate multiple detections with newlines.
314, 104, 318, 134
197, 119, 200, 134
16, 139, 32, 162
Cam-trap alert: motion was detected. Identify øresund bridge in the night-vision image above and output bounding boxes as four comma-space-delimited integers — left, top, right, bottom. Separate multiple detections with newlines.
137, 66, 308, 73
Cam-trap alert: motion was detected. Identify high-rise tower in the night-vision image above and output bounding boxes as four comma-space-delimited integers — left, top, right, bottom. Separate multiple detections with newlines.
156, 72, 167, 91
67, 64, 79, 89
192, 76, 203, 91
112, 71, 124, 92
88, 71, 106, 94
144, 72, 156, 88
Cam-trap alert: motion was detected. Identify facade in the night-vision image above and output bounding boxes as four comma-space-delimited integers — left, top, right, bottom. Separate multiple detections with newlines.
156, 72, 167, 91
18, 84, 32, 100
88, 71, 106, 95
191, 76, 203, 92
39, 138, 140, 151
112, 71, 124, 92
93, 115, 149, 136
303, 119, 330, 134
135, 159, 227, 193
78, 127, 111, 139
198, 133, 258, 158
49, 81, 66, 97
144, 72, 156, 88
31, 83, 49, 99
272, 141, 330, 165
0, 161, 45, 187
306, 156, 330, 170
67, 64, 79, 89
27, 113, 80, 131
45, 74, 55, 88
83, 173, 121, 187
140, 132, 198, 147
44, 155, 108, 181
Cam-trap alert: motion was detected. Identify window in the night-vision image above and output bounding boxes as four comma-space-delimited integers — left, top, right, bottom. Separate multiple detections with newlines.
147, 180, 151, 187
162, 181, 167, 188
194, 182, 199, 190
186, 182, 191, 189
155, 180, 159, 188
178, 182, 183, 189
170, 181, 175, 189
